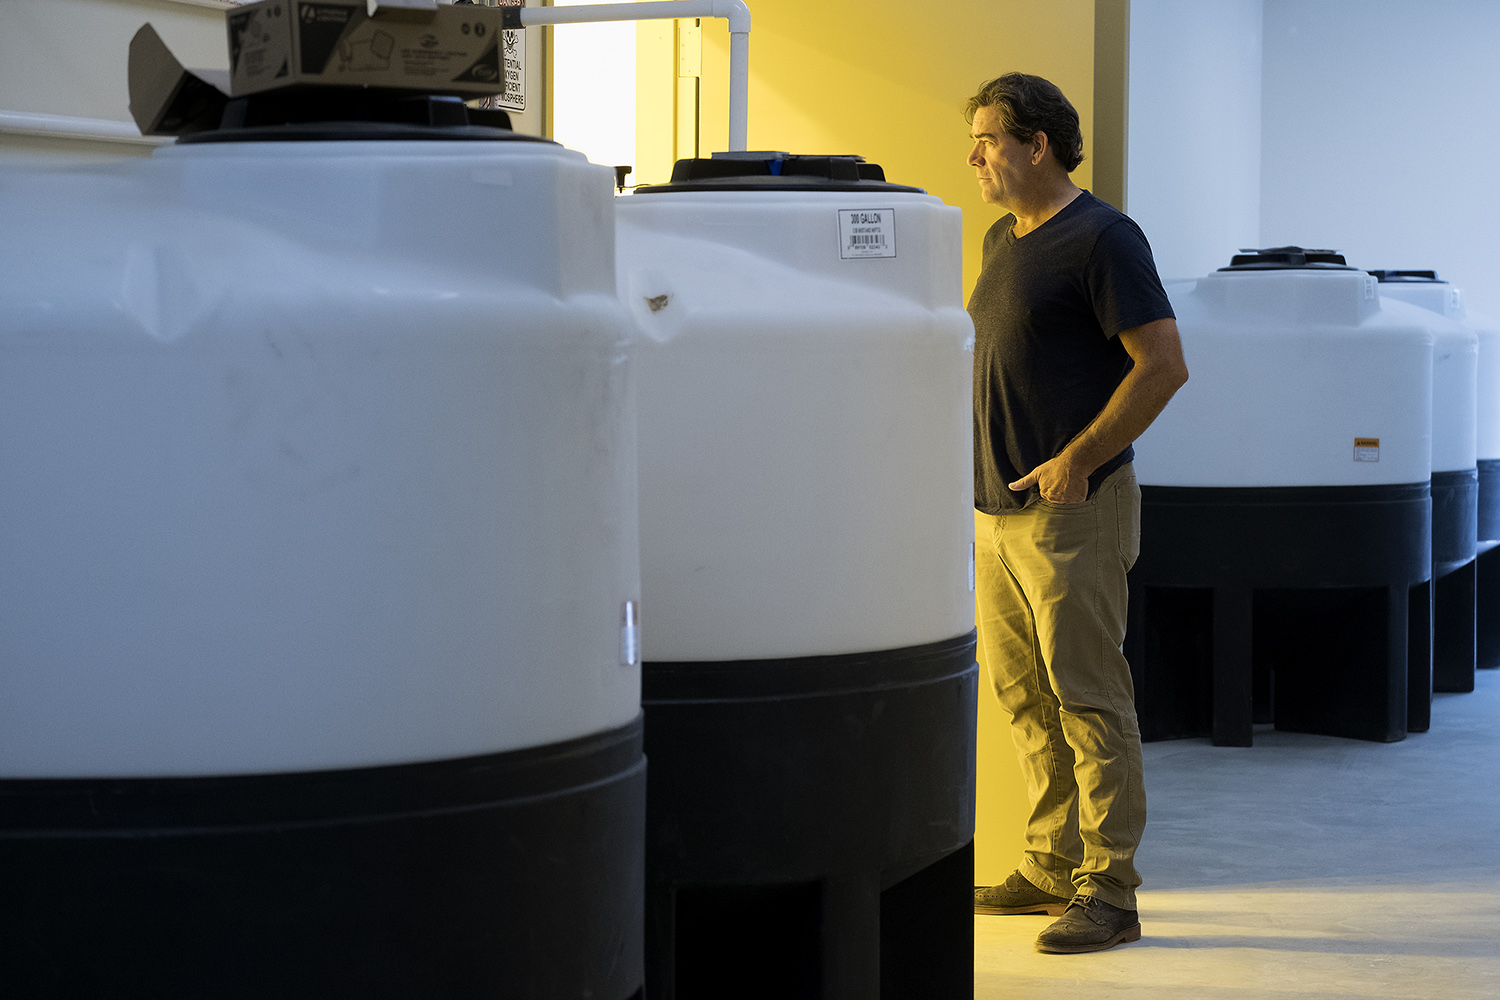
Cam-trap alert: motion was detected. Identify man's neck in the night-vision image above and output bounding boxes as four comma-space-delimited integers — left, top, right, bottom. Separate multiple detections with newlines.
1007, 178, 1083, 238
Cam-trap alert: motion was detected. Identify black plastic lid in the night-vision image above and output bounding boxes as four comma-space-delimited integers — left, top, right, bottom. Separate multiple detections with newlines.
633, 151, 924, 194
179, 88, 552, 144
1218, 246, 1355, 271
1368, 270, 1445, 284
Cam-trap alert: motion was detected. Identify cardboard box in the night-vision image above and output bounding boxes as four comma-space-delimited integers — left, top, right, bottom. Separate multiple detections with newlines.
128, 23, 231, 136
227, 1, 510, 98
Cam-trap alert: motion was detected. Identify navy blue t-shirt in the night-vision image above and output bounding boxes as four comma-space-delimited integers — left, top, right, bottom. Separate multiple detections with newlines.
969, 190, 1174, 513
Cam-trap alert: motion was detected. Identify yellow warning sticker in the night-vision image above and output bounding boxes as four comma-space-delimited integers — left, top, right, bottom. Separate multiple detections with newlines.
1353, 438, 1380, 462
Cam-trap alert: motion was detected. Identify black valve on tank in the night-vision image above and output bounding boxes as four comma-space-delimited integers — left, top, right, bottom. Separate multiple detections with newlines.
634, 150, 926, 193
1219, 246, 1355, 270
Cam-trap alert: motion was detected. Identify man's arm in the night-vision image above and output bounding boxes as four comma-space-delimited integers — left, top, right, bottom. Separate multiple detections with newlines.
1009, 317, 1189, 503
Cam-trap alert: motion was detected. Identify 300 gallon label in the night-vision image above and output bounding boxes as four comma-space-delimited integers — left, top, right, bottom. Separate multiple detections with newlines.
838, 209, 896, 260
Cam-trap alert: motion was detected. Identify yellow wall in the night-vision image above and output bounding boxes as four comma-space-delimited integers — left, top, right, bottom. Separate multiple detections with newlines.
636, 1, 1097, 886
637, 0, 1095, 294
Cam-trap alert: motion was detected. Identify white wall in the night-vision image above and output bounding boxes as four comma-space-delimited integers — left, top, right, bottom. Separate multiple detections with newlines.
0, 0, 227, 161
1260, 0, 1500, 314
1127, 0, 1264, 281
549, 0, 636, 174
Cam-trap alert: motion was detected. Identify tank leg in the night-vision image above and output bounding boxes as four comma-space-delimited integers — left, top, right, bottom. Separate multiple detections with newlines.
1380, 578, 1416, 734
1386, 582, 1412, 737
1479, 545, 1500, 670
1212, 585, 1254, 747
1408, 578, 1434, 730
1433, 560, 1477, 693
645, 882, 676, 1000
821, 873, 882, 1000
879, 842, 975, 1000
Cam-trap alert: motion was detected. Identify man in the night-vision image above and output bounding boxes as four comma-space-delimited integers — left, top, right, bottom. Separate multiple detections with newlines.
965, 73, 1188, 954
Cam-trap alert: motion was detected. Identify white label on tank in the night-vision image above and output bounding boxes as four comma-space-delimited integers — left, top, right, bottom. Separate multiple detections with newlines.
1450, 287, 1463, 314
1354, 437, 1380, 462
620, 600, 640, 667
1364, 275, 1377, 300
839, 208, 897, 259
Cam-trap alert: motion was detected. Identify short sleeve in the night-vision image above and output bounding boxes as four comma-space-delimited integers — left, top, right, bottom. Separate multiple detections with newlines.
1084, 218, 1176, 339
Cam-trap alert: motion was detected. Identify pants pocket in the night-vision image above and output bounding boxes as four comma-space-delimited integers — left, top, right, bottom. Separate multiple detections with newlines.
1117, 476, 1141, 571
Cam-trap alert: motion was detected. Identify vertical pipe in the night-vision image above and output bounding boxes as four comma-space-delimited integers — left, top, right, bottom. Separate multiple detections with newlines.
727, 28, 749, 151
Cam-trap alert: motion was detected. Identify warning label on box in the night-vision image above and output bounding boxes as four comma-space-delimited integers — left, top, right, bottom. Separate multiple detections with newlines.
839, 208, 896, 259
1353, 437, 1380, 462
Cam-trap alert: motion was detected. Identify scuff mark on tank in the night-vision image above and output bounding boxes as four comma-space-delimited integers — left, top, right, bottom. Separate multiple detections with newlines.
645, 294, 670, 313
277, 438, 306, 465
120, 243, 207, 343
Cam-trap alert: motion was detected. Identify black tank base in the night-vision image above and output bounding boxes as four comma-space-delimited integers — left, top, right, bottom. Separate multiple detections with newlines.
642, 634, 978, 1000
0, 720, 646, 1000
1129, 583, 1420, 745
1476, 460, 1500, 670
1432, 469, 1479, 692
1479, 459, 1500, 544
1127, 484, 1432, 746
1478, 542, 1500, 670
1434, 558, 1478, 692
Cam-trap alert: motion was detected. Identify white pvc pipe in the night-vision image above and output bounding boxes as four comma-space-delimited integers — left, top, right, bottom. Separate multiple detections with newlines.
516, 0, 751, 152
0, 110, 166, 146
727, 24, 747, 153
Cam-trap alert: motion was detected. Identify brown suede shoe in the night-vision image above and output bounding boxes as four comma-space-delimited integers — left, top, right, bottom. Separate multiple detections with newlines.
974, 870, 1072, 916
1034, 895, 1142, 953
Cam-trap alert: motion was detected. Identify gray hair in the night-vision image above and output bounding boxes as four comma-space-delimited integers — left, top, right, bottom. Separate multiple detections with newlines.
964, 73, 1085, 173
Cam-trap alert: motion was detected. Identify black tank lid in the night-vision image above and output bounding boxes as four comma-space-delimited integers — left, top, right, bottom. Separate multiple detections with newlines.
1368, 270, 1445, 284
632, 151, 924, 194
178, 89, 553, 144
1218, 246, 1356, 271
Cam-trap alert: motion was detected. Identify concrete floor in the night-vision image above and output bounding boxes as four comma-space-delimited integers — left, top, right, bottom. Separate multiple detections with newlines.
975, 669, 1500, 999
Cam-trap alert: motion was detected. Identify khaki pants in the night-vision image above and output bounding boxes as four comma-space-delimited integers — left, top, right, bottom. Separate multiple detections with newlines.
974, 463, 1147, 910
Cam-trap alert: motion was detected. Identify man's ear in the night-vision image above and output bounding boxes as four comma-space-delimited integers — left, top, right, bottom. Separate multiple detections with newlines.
1030, 131, 1050, 166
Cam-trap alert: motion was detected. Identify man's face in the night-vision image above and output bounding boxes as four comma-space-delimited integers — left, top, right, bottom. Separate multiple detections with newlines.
967, 105, 1034, 209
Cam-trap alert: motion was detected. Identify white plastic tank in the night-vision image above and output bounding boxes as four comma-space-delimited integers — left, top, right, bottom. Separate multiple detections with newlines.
619, 156, 974, 661
1370, 276, 1479, 482
0, 133, 638, 778
1370, 270, 1494, 495
0, 97, 643, 998
1129, 248, 1435, 746
1371, 270, 1488, 680
1137, 254, 1432, 488
615, 152, 977, 1000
